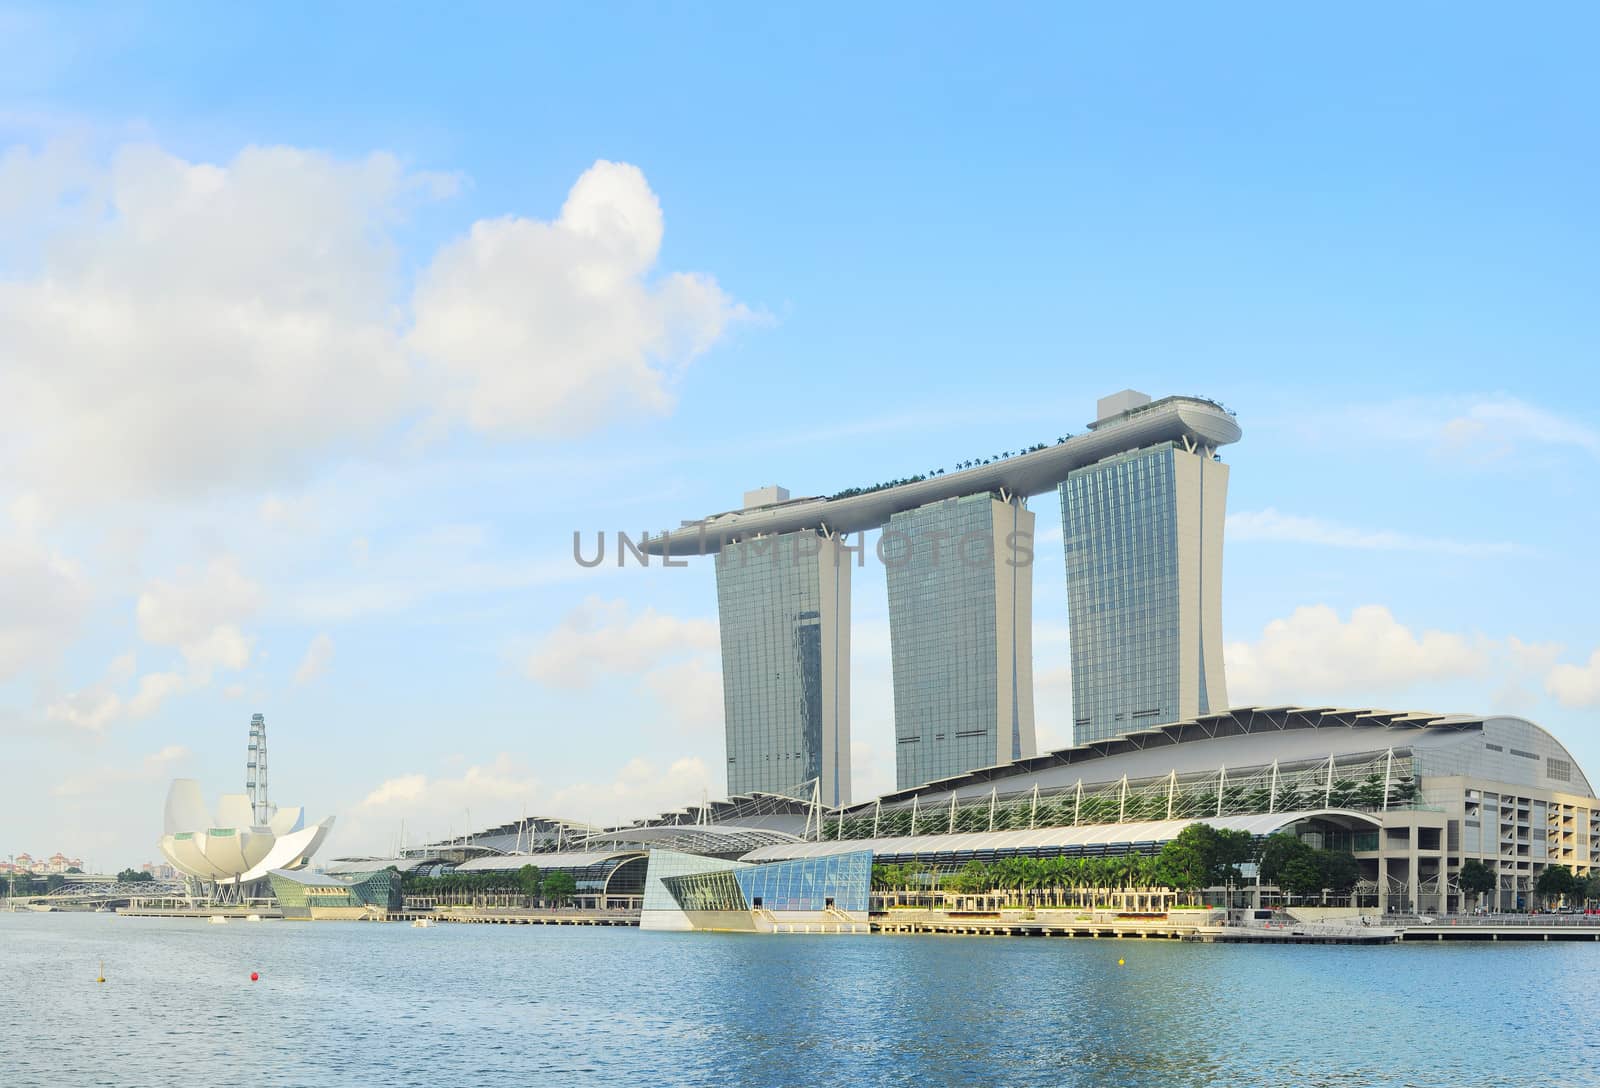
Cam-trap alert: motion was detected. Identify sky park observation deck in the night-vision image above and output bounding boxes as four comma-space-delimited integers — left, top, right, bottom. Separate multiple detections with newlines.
644, 390, 1240, 807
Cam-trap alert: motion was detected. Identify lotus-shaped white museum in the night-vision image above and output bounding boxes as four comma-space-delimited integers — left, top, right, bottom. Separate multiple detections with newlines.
158, 778, 334, 886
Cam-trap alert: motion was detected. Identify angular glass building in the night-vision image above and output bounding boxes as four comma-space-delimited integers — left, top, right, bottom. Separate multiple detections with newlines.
266, 868, 400, 919
885, 493, 1036, 789
640, 848, 872, 932
715, 527, 851, 806
1060, 393, 1229, 743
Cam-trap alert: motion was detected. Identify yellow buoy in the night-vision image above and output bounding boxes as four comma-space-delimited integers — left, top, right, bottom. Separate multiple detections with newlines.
97, 960, 105, 984
1117, 958, 1125, 966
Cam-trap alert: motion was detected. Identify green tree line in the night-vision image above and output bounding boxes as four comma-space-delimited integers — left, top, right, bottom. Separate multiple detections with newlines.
396, 864, 578, 906
869, 825, 1359, 904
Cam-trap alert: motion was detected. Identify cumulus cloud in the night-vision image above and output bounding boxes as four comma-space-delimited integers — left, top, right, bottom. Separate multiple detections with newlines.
1547, 649, 1600, 708
527, 596, 718, 689
1227, 508, 1516, 557
640, 655, 723, 735
0, 146, 749, 507
0, 143, 423, 503
338, 752, 718, 855
46, 688, 122, 731
294, 633, 335, 685
339, 755, 542, 854
45, 658, 190, 733
127, 672, 187, 718
136, 557, 260, 675
411, 159, 752, 437
360, 773, 431, 808
1225, 604, 1487, 707
546, 756, 714, 827
0, 535, 91, 681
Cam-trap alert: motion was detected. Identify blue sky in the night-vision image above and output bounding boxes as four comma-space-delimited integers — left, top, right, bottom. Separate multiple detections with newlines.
2, 4, 1597, 867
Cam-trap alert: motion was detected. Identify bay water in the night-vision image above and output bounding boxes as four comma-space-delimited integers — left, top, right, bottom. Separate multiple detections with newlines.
3, 912, 1595, 1087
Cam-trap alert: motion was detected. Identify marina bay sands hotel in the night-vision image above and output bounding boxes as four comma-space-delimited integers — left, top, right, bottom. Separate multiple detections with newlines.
646, 391, 1240, 807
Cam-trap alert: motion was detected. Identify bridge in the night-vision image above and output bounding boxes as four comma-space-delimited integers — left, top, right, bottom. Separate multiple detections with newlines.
4, 880, 189, 910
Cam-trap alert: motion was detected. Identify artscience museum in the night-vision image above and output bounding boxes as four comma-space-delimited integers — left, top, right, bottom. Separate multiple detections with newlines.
157, 714, 334, 894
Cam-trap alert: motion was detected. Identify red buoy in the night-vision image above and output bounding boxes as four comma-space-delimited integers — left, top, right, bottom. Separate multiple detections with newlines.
250, 972, 259, 982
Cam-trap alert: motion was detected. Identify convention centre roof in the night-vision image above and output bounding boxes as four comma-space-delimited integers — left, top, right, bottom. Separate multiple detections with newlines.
742, 809, 1378, 864
849, 706, 1590, 809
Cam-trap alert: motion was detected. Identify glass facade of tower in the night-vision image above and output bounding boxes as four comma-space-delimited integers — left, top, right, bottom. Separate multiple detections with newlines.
1061, 441, 1227, 744
716, 531, 846, 800
886, 494, 1033, 790
1061, 445, 1181, 742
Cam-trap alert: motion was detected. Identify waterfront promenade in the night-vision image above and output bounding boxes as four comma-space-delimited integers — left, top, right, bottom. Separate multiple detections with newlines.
22, 892, 1600, 944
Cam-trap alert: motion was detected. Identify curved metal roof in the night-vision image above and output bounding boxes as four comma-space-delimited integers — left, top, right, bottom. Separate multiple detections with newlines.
582, 823, 802, 855
453, 850, 646, 872
740, 809, 1379, 864
645, 395, 1239, 555
852, 705, 1487, 809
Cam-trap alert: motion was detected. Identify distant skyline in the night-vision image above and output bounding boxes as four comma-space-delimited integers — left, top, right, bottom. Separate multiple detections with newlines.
1, 4, 1597, 866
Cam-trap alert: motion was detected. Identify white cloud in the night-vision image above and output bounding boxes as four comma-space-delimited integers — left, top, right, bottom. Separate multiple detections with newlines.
640, 655, 723, 735
1225, 604, 1487, 707
127, 671, 186, 718
411, 159, 751, 438
0, 147, 751, 509
46, 688, 122, 731
547, 756, 714, 828
1437, 396, 1600, 460
341, 755, 541, 854
294, 633, 335, 685
1337, 394, 1600, 465
0, 143, 425, 503
1493, 638, 1566, 713
136, 557, 260, 675
361, 773, 430, 808
527, 597, 717, 689
53, 743, 190, 797
0, 535, 91, 681
337, 753, 718, 855
44, 653, 186, 732
1227, 508, 1516, 557
1547, 649, 1600, 708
